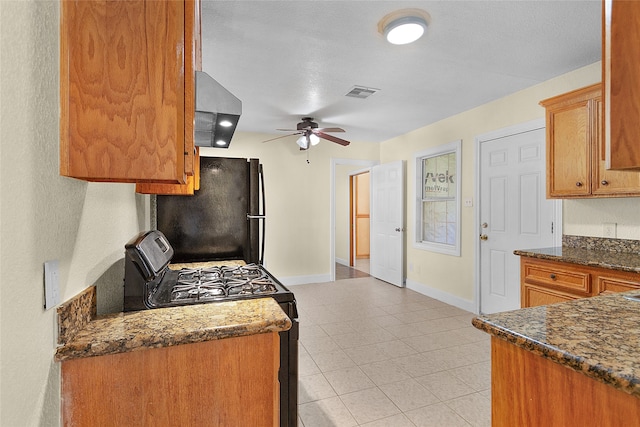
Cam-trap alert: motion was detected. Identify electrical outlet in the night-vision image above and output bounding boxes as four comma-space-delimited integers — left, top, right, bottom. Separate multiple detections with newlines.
603, 223, 617, 238
44, 260, 60, 310
464, 198, 473, 207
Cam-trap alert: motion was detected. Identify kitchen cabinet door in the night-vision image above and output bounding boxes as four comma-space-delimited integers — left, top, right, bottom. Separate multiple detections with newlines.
542, 87, 592, 198
522, 284, 577, 308
596, 269, 640, 295
592, 95, 640, 195
136, 0, 202, 195
541, 83, 640, 198
60, 0, 197, 184
604, 0, 640, 170
62, 333, 280, 426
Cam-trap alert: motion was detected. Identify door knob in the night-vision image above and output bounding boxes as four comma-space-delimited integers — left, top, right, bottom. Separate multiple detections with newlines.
480, 234, 488, 241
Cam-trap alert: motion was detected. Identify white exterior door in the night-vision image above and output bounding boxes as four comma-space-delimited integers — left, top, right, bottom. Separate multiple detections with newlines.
370, 160, 405, 287
479, 124, 558, 313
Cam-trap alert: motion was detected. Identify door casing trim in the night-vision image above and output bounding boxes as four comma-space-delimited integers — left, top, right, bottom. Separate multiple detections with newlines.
330, 158, 378, 282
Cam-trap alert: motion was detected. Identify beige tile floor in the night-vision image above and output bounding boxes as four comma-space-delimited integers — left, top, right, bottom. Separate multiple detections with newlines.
293, 276, 491, 427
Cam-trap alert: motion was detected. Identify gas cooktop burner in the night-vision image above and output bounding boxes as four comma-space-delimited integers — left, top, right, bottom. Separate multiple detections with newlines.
170, 264, 277, 302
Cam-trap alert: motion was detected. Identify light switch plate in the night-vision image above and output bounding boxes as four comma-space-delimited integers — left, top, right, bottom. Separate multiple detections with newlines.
44, 260, 60, 310
463, 198, 473, 207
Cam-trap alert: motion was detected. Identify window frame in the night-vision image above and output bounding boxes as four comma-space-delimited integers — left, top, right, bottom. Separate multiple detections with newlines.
413, 140, 462, 256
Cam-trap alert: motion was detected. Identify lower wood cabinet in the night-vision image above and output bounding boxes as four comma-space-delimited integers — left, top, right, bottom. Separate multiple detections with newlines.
61, 332, 280, 427
492, 337, 640, 426
521, 257, 640, 308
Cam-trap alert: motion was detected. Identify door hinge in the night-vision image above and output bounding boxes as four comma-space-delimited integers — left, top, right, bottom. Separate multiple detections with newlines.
551, 222, 554, 234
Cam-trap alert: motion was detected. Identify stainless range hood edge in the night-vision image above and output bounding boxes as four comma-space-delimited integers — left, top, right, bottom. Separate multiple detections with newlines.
195, 71, 242, 148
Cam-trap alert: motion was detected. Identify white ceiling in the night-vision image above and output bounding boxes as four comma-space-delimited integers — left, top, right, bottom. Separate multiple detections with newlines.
200, 0, 601, 144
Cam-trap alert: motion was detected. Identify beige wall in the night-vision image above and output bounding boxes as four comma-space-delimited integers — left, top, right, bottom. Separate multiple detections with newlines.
564, 198, 640, 239
201, 135, 379, 281
1, 2, 145, 425
379, 61, 637, 306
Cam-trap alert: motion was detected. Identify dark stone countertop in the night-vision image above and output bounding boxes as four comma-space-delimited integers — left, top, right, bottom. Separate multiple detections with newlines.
54, 286, 291, 362
514, 246, 640, 273
473, 291, 640, 397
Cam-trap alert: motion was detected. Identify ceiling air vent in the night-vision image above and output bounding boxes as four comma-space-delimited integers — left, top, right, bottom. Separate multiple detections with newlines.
345, 86, 380, 99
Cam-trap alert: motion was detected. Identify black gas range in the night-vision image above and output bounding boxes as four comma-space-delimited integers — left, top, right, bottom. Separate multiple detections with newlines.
123, 230, 298, 427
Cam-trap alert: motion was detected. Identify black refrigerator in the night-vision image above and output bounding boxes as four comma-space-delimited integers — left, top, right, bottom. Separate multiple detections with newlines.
156, 156, 264, 264
153, 157, 300, 427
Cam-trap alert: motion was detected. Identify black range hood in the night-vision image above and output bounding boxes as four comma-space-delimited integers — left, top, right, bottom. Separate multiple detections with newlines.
194, 71, 242, 148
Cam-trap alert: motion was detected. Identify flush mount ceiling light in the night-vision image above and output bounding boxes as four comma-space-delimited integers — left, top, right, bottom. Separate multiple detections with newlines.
378, 8, 431, 45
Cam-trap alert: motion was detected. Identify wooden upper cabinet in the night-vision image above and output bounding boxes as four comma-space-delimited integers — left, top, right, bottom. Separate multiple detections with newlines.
592, 95, 640, 195
541, 83, 640, 198
60, 0, 200, 185
541, 85, 593, 198
136, 0, 202, 195
604, 0, 640, 171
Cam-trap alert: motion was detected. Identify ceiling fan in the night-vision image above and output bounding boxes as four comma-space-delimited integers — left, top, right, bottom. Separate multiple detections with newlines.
263, 117, 351, 150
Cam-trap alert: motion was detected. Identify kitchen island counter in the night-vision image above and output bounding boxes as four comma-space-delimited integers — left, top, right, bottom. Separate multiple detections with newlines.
54, 285, 291, 362
473, 291, 640, 425
472, 291, 640, 397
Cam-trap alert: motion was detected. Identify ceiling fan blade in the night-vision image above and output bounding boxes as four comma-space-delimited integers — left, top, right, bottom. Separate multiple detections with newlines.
315, 131, 350, 146
276, 128, 299, 132
315, 127, 345, 133
262, 132, 301, 143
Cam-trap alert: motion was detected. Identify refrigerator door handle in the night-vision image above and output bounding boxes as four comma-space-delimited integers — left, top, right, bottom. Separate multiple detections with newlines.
258, 164, 266, 265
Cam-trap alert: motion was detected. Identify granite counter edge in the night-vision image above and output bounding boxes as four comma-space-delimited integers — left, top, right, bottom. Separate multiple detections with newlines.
54, 288, 292, 362
471, 316, 640, 398
514, 249, 640, 273
55, 317, 291, 362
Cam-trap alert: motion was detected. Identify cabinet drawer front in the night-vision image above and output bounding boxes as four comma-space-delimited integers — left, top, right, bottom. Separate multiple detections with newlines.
523, 264, 591, 295
523, 285, 578, 308
597, 277, 640, 295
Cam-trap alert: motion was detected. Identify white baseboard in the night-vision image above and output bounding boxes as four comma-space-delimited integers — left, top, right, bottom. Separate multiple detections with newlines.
335, 257, 349, 266
406, 279, 477, 314
279, 274, 332, 287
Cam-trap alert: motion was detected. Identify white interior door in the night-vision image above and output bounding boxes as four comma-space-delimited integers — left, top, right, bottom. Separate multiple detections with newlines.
479, 125, 558, 314
370, 160, 405, 287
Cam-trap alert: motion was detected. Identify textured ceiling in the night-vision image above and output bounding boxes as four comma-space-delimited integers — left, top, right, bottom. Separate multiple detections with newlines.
201, 0, 601, 143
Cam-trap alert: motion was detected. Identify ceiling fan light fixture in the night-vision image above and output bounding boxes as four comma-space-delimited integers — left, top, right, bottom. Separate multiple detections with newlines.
309, 134, 320, 146
296, 136, 308, 149
378, 9, 430, 45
